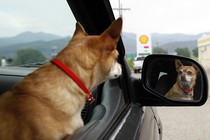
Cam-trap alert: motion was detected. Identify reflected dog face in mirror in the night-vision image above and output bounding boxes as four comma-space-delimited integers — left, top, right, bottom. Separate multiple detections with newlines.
165, 59, 199, 100
142, 54, 208, 105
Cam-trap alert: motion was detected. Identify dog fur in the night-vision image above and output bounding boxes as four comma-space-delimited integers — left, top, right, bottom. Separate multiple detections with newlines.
165, 59, 199, 100
0, 18, 123, 140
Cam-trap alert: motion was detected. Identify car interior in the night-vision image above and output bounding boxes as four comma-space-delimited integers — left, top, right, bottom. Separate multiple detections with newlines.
0, 0, 140, 139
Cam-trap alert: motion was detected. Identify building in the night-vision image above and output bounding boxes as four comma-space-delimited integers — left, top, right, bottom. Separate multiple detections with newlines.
197, 34, 210, 71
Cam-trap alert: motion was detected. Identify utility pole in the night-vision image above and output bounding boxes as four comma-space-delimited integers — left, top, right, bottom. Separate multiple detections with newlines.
113, 0, 130, 17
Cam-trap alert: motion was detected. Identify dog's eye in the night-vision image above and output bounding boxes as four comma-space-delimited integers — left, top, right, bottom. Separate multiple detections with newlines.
178, 70, 182, 74
187, 71, 192, 75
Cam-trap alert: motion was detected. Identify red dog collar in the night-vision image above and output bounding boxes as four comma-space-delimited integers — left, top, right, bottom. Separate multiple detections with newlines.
51, 59, 95, 104
177, 83, 194, 94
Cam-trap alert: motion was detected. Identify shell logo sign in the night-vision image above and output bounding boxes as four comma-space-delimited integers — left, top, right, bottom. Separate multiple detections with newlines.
136, 33, 152, 55
139, 35, 149, 44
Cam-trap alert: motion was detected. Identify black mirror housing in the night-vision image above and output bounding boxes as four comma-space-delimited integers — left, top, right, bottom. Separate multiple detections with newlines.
139, 54, 208, 106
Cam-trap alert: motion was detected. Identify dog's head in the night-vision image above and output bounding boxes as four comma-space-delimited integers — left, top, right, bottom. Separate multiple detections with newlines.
175, 59, 199, 87
56, 18, 122, 90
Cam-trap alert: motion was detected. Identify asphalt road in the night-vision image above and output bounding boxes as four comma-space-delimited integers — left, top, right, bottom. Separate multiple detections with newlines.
158, 99, 210, 140
132, 71, 210, 140
158, 71, 210, 140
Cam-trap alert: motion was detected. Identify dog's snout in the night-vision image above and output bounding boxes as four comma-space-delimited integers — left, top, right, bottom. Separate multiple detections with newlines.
114, 74, 118, 78
181, 75, 186, 81
108, 62, 122, 79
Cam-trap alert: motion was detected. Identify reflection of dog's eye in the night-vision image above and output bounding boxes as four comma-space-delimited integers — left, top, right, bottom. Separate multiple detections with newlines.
178, 71, 182, 74
187, 71, 192, 75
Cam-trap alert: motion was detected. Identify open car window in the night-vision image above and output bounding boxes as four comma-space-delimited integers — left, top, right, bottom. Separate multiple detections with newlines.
110, 0, 210, 72
0, 0, 76, 66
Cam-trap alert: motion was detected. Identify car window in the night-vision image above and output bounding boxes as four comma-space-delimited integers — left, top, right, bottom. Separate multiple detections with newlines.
110, 0, 210, 71
0, 0, 76, 66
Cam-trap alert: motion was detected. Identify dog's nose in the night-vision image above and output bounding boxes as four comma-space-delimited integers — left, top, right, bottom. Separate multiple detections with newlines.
114, 74, 120, 78
181, 75, 186, 81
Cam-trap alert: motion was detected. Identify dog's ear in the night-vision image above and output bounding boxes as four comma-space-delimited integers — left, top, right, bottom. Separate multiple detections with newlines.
100, 18, 123, 51
175, 59, 183, 71
192, 64, 200, 74
73, 22, 88, 37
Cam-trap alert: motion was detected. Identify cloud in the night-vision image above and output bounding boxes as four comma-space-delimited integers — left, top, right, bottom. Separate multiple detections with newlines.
1, 0, 210, 37
0, 0, 76, 37
0, 12, 26, 36
111, 0, 210, 34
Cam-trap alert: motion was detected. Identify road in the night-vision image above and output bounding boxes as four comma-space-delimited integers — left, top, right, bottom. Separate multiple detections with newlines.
158, 99, 210, 140
132, 71, 210, 140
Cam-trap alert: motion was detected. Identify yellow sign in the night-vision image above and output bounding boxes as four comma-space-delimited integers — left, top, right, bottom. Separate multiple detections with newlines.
139, 35, 149, 44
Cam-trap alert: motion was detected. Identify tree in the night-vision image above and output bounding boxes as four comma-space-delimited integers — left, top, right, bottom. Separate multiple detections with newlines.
13, 48, 46, 65
192, 47, 198, 57
175, 47, 191, 57
126, 58, 134, 70
153, 47, 167, 54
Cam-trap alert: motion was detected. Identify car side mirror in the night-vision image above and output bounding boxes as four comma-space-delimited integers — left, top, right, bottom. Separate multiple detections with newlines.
141, 54, 208, 106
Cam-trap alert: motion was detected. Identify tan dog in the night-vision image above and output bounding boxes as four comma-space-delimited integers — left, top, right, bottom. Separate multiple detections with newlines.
0, 18, 122, 140
165, 59, 199, 100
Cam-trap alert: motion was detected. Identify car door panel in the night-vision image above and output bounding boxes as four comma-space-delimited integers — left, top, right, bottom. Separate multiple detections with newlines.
70, 78, 127, 140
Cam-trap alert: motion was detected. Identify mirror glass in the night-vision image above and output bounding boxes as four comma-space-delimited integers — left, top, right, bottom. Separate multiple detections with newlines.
143, 55, 203, 101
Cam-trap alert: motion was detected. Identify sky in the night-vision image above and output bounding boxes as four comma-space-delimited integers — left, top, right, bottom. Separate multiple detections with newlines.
0, 0, 210, 37
0, 0, 76, 37
111, 0, 210, 34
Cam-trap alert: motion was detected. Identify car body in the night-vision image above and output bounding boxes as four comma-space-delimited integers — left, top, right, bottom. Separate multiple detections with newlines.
0, 0, 208, 140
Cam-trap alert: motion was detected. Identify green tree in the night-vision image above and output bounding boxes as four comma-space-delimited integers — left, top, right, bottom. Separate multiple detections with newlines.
192, 47, 198, 57
126, 58, 134, 70
175, 47, 191, 57
153, 47, 167, 54
13, 48, 46, 65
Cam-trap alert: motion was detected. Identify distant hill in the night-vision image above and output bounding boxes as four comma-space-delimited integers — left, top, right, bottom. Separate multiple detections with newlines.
0, 37, 70, 59
151, 33, 208, 54
121, 32, 136, 55
121, 32, 205, 55
158, 40, 197, 53
0, 31, 62, 48
0, 31, 208, 60
151, 32, 209, 45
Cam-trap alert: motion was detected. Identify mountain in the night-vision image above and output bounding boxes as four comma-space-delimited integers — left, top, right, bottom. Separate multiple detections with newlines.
0, 31, 208, 60
121, 32, 205, 55
151, 32, 210, 46
0, 37, 70, 59
121, 32, 136, 55
0, 31, 62, 48
158, 40, 197, 53
151, 33, 207, 54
